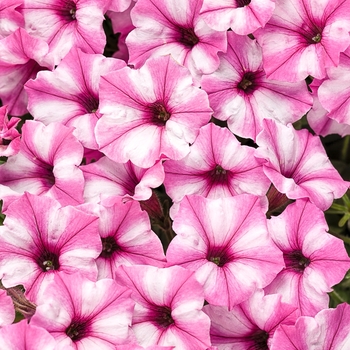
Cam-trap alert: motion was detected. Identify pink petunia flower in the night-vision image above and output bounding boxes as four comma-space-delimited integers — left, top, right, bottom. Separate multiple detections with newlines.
84, 200, 166, 279
254, 0, 350, 82
307, 78, 350, 137
114, 265, 211, 349
0, 28, 54, 116
316, 46, 350, 129
204, 289, 297, 349
31, 272, 134, 349
81, 157, 165, 203
201, 32, 312, 140
265, 199, 350, 316
254, 119, 349, 211
0, 320, 71, 350
166, 195, 284, 310
96, 55, 212, 168
271, 303, 350, 349
0, 120, 85, 210
19, 0, 107, 64
164, 123, 270, 217
0, 105, 21, 157
200, 0, 275, 34
107, 1, 135, 62
126, 0, 227, 82
25, 48, 126, 149
0, 0, 24, 39
0, 193, 101, 301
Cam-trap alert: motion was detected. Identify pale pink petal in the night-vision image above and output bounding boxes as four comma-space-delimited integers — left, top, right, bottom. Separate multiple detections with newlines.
255, 119, 349, 210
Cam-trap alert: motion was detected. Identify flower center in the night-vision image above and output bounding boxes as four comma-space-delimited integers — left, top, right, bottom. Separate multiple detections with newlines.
207, 246, 230, 267
99, 236, 119, 258
42, 164, 55, 186
62, 1, 77, 21
66, 320, 88, 341
284, 250, 311, 273
37, 251, 60, 272
76, 93, 99, 113
250, 329, 269, 350
236, 0, 251, 7
312, 33, 321, 43
179, 27, 199, 48
155, 306, 174, 328
209, 165, 228, 184
238, 72, 256, 93
150, 102, 171, 125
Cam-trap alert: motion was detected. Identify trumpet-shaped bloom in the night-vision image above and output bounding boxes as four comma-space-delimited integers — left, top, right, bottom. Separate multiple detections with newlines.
265, 199, 350, 316
307, 78, 350, 137
126, 0, 227, 82
164, 123, 270, 216
317, 47, 350, 128
166, 195, 284, 309
255, 119, 349, 210
0, 105, 21, 157
0, 120, 85, 210
0, 193, 101, 301
0, 0, 24, 39
114, 265, 211, 349
201, 32, 312, 140
271, 303, 350, 350
0, 28, 54, 116
0, 320, 68, 350
86, 201, 166, 279
81, 157, 164, 203
204, 289, 297, 349
96, 55, 212, 168
25, 48, 126, 149
19, 0, 106, 64
254, 0, 350, 82
31, 272, 134, 349
200, 0, 275, 34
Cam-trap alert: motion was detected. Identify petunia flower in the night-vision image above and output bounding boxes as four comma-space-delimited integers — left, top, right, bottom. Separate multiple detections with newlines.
81, 157, 165, 203
96, 55, 212, 168
126, 0, 227, 82
0, 105, 21, 157
0, 28, 54, 116
204, 289, 297, 349
0, 193, 101, 301
254, 0, 350, 82
84, 200, 166, 280
0, 320, 72, 350
31, 272, 134, 349
271, 303, 350, 349
307, 78, 350, 137
107, 1, 135, 62
316, 46, 350, 129
0, 0, 24, 39
163, 123, 270, 217
265, 199, 350, 316
19, 0, 107, 64
114, 265, 211, 349
254, 119, 349, 211
201, 32, 312, 141
25, 48, 126, 149
166, 195, 284, 310
200, 0, 275, 34
0, 120, 85, 210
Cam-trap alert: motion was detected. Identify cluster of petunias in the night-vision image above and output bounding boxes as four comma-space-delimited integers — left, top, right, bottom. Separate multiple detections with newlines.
0, 0, 350, 348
